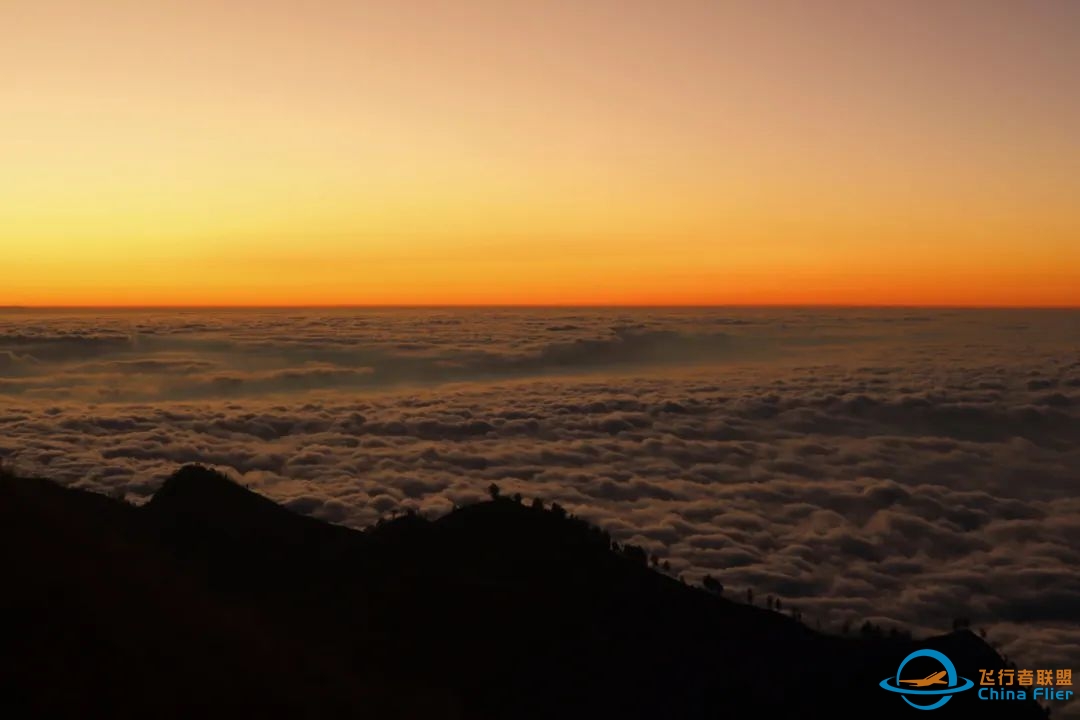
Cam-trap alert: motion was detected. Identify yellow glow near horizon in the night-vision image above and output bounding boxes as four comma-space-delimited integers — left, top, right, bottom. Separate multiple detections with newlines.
3, 1, 1079, 306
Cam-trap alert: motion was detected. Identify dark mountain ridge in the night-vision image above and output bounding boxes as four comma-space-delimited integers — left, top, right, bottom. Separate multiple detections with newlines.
0, 464, 1048, 719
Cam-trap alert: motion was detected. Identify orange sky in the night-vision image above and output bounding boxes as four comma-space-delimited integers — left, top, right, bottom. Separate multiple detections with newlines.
4, 0, 1079, 307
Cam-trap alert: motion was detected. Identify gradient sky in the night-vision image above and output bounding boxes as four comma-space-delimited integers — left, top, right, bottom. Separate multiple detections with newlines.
4, 0, 1079, 306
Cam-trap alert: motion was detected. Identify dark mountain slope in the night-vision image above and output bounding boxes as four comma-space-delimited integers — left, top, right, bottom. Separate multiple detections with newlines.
0, 471, 445, 719
1, 464, 1048, 719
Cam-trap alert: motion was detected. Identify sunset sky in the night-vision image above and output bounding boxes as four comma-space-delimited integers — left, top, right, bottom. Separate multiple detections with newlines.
4, 0, 1079, 306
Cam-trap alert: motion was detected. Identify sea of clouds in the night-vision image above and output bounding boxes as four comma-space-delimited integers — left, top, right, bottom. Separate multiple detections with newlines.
2, 307, 1078, 708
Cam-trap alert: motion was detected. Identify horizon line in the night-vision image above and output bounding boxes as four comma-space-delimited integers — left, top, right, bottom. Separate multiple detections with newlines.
3, 302, 1079, 310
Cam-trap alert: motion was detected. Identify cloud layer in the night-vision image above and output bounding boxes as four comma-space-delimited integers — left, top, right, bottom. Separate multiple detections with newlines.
2, 307, 1079, 712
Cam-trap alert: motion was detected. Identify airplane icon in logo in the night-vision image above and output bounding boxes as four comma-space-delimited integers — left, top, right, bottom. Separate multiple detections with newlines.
899, 671, 949, 688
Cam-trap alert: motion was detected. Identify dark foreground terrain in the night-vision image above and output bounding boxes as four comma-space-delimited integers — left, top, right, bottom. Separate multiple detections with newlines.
1, 464, 1047, 719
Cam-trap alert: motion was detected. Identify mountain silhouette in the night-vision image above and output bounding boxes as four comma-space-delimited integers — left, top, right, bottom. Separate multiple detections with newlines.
0, 464, 1048, 719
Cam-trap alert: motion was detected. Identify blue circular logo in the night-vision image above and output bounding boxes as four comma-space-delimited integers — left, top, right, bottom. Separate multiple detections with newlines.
879, 649, 975, 710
